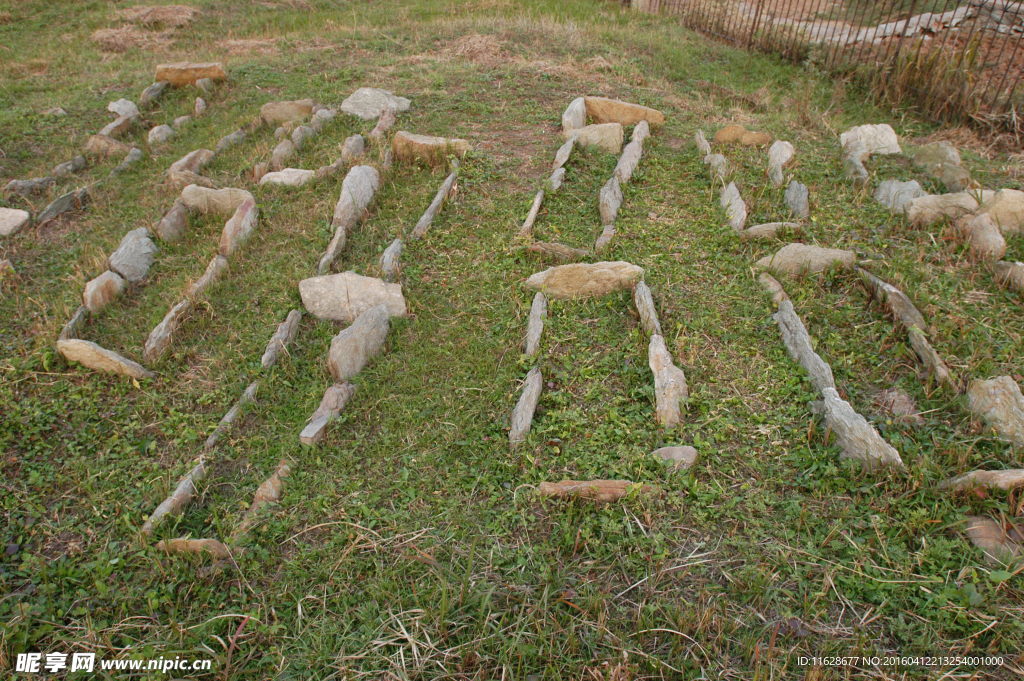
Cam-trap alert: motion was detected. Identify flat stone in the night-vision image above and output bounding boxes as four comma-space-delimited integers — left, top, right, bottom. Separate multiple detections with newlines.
510, 366, 543, 445
552, 137, 575, 170
340, 88, 411, 120
143, 299, 193, 363
99, 115, 136, 138
148, 124, 175, 146
58, 305, 88, 341
740, 222, 800, 240
527, 241, 589, 262
86, 134, 132, 157
599, 175, 622, 226
139, 81, 169, 107
57, 339, 153, 379
5, 177, 54, 197
155, 62, 226, 86
652, 445, 698, 470
965, 516, 1022, 565
978, 189, 1024, 233
392, 131, 470, 166
37, 188, 89, 224
259, 168, 315, 187
649, 333, 688, 427
562, 96, 586, 132
538, 479, 645, 503
874, 179, 926, 213
300, 382, 356, 445
52, 155, 86, 177
906, 191, 988, 226
154, 199, 189, 242
874, 387, 923, 425
524, 292, 547, 356
328, 305, 391, 381
756, 243, 856, 277
169, 167, 209, 188
525, 261, 643, 299
0, 207, 30, 236
840, 123, 901, 155
341, 134, 365, 161
82, 270, 125, 313
967, 376, 1024, 448
811, 387, 904, 470
218, 199, 259, 258
585, 96, 665, 127
299, 271, 406, 322
774, 299, 835, 393
109, 227, 157, 282
714, 124, 772, 146
910, 142, 970, 191
107, 98, 139, 119
180, 185, 253, 215
767, 140, 794, 186
633, 280, 661, 336
940, 469, 1024, 493
994, 261, 1024, 292
564, 123, 623, 154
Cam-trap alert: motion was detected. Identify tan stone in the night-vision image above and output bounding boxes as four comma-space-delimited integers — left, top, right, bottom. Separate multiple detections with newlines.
155, 62, 226, 86
906, 191, 992, 226
299, 271, 407, 322
524, 261, 643, 299
978, 188, 1024, 233
328, 305, 391, 381
739, 130, 772, 146
259, 98, 314, 125
714, 124, 746, 143
538, 479, 648, 503
156, 537, 231, 559
392, 131, 471, 166
82, 270, 125, 313
180, 185, 253, 216
57, 339, 154, 379
218, 199, 259, 258
940, 469, 1024, 492
965, 516, 1022, 565
957, 213, 1006, 261
649, 334, 688, 427
756, 243, 856, 277
584, 96, 665, 127
994, 261, 1024, 292
85, 134, 132, 158
967, 376, 1024, 448
563, 123, 623, 154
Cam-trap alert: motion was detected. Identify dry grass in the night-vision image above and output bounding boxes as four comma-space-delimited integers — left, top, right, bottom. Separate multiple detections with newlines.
90, 25, 174, 52
223, 38, 280, 55
118, 4, 199, 28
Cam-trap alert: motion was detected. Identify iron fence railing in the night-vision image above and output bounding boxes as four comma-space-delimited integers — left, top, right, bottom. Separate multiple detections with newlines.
632, 0, 1024, 135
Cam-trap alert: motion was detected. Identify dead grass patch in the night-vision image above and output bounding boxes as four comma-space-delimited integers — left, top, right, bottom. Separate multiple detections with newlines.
224, 38, 279, 55
118, 5, 198, 28
440, 33, 508, 66
91, 26, 173, 52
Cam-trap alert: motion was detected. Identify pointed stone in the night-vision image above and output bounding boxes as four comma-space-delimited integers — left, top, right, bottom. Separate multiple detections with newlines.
38, 188, 90, 225
524, 292, 547, 357
720, 181, 746, 231
57, 339, 153, 379
218, 199, 259, 258
261, 309, 302, 369
379, 238, 403, 282
510, 366, 542, 445
811, 387, 905, 470
767, 140, 794, 186
599, 175, 622, 226
874, 179, 925, 213
328, 305, 391, 381
154, 199, 189, 242
561, 96, 586, 133
552, 137, 575, 170
300, 382, 356, 445
649, 334, 687, 427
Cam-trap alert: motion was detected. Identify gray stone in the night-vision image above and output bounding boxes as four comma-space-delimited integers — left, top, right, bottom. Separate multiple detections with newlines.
705, 154, 729, 183
5, 176, 54, 197
525, 261, 643, 299
328, 305, 391, 381
694, 129, 711, 156
774, 299, 835, 394
57, 339, 154, 379
720, 181, 746, 231
195, 77, 214, 93
632, 120, 651, 145
811, 387, 905, 470
194, 97, 207, 116
548, 167, 565, 193
82, 270, 125, 313
411, 166, 458, 239
562, 97, 586, 133
524, 292, 547, 357
300, 382, 356, 445
910, 142, 970, 192
168, 149, 213, 176
840, 124, 900, 156
37, 188, 89, 225
527, 241, 589, 262
518, 191, 544, 237
756, 243, 856, 277
139, 81, 169, 107
379, 238, 402, 282
652, 445, 698, 471
552, 137, 574, 170
172, 115, 192, 130
107, 98, 139, 119
154, 199, 189, 242
299, 271, 406, 322
86, 134, 132, 157
906, 191, 987, 226
341, 134, 365, 161
260, 99, 314, 125
842, 139, 869, 184
215, 129, 246, 153
614, 139, 643, 184
510, 366, 543, 445
632, 280, 662, 336
108, 227, 157, 282
180, 185, 253, 215
271, 139, 296, 170
740, 222, 801, 240
341, 88, 410, 120
649, 334, 688, 427
967, 376, 1024, 448
940, 469, 1024, 493
785, 181, 809, 219
99, 115, 136, 138
331, 165, 380, 230
994, 260, 1024, 292
259, 168, 315, 187
261, 309, 303, 369
52, 155, 86, 178
368, 106, 396, 139
291, 125, 316, 150
185, 255, 228, 298
767, 140, 795, 186
874, 179, 925, 213
112, 148, 144, 174
58, 305, 88, 341
599, 175, 622, 226
148, 124, 176, 146
311, 107, 338, 133
218, 199, 259, 258
143, 299, 193, 363
0, 207, 31, 236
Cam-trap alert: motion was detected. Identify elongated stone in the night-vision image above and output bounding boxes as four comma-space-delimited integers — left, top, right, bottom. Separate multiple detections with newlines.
260, 99, 314, 125
705, 154, 729, 183
52, 155, 86, 178
215, 129, 246, 152
112, 148, 144, 174
154, 199, 189, 242
368, 106, 397, 139
599, 175, 622, 226
203, 381, 260, 451
548, 167, 565, 192
518, 190, 544, 237
538, 479, 646, 502
186, 255, 228, 298
270, 139, 296, 171
392, 131, 471, 166
139, 81, 169, 107
527, 241, 589, 262
767, 140, 794, 186
811, 387, 905, 470
156, 537, 231, 560
155, 62, 226, 86
720, 181, 746, 231
564, 123, 623, 154
143, 299, 193, 363
259, 168, 315, 187
633, 281, 661, 336
649, 334, 687, 427
57, 339, 153, 379
218, 199, 259, 258
584, 97, 665, 127
168, 149, 213, 176
774, 299, 835, 393
758, 272, 789, 306
411, 167, 458, 239
874, 179, 925, 213
524, 292, 547, 357
328, 305, 391, 381
140, 460, 205, 535
552, 137, 574, 170
261, 309, 302, 369
525, 261, 643, 299
740, 222, 800, 240
108, 227, 157, 282
613, 140, 643, 184
37, 188, 89, 224
509, 366, 542, 446
594, 225, 616, 252
379, 238, 402, 282
4, 176, 54, 197
632, 120, 651, 145
58, 305, 89, 341
231, 459, 291, 540
940, 470, 1024, 492
756, 243, 855, 277
299, 382, 355, 445
341, 88, 410, 120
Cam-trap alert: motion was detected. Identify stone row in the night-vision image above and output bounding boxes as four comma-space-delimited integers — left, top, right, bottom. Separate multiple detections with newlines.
595, 120, 651, 252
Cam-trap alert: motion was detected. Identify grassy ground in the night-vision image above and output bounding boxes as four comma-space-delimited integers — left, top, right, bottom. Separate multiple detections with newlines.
2, 0, 1023, 678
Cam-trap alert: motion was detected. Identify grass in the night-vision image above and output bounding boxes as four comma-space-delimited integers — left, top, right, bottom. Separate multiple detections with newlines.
1, 0, 1023, 678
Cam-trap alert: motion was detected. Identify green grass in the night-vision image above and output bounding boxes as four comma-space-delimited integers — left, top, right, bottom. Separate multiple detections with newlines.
2, 0, 1023, 679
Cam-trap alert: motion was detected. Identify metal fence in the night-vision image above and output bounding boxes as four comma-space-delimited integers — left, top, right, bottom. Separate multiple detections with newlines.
632, 0, 1024, 135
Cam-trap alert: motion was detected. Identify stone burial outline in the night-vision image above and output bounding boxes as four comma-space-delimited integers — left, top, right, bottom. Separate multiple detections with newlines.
510, 260, 692, 502
1, 62, 228, 239
519, 96, 664, 261
145, 90, 472, 562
